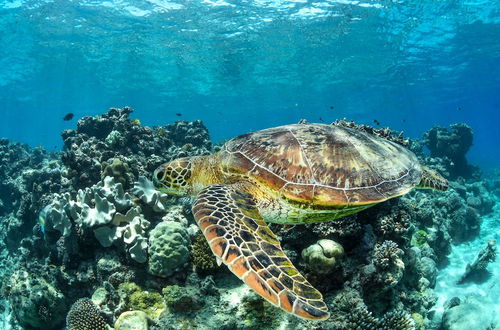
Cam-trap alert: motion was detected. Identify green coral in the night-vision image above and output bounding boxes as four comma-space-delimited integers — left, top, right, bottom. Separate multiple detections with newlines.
148, 221, 190, 277
240, 292, 282, 329
413, 230, 429, 247
412, 312, 425, 330
191, 233, 218, 272
118, 282, 164, 319
162, 285, 203, 313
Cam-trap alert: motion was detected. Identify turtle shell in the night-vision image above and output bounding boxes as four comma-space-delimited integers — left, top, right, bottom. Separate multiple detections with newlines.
220, 123, 422, 206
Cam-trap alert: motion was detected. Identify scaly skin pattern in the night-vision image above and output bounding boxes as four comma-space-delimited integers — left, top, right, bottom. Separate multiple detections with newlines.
192, 183, 329, 320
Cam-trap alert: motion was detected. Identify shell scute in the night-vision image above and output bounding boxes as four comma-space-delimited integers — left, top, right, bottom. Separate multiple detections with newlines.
222, 124, 422, 206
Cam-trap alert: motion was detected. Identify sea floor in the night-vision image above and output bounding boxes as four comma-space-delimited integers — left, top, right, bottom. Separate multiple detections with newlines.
431, 199, 500, 329
1, 203, 498, 329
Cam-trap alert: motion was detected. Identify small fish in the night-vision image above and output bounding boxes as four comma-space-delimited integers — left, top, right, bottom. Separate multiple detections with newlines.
374, 119, 381, 126
319, 117, 324, 122
329, 106, 334, 110
457, 106, 462, 111
402, 119, 406, 123
63, 113, 74, 121
38, 214, 46, 234
176, 113, 182, 117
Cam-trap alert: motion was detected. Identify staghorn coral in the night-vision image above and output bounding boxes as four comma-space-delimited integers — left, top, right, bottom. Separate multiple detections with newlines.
66, 298, 108, 330
346, 307, 415, 330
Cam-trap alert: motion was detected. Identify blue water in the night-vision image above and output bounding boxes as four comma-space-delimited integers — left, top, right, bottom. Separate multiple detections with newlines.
1, 0, 499, 170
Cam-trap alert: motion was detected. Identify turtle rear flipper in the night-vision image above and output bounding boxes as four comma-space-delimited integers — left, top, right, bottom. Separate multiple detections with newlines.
192, 184, 329, 320
417, 166, 449, 191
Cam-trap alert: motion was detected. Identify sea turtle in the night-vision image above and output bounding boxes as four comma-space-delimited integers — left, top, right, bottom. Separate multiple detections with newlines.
153, 123, 448, 320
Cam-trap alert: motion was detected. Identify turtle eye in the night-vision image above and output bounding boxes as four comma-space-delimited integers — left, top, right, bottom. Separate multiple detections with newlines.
156, 169, 165, 181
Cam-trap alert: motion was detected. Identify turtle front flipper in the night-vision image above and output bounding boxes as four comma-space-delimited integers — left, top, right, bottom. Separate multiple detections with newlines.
417, 166, 449, 191
192, 184, 329, 320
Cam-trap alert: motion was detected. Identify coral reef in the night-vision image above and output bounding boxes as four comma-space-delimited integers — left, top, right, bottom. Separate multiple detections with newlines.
191, 233, 219, 272
114, 311, 149, 330
61, 107, 212, 189
162, 284, 204, 313
301, 239, 344, 274
66, 298, 108, 330
332, 119, 409, 146
362, 240, 405, 291
41, 176, 150, 262
0, 108, 495, 329
346, 308, 415, 329
457, 239, 496, 284
6, 269, 67, 329
422, 123, 476, 179
118, 282, 164, 319
148, 221, 191, 277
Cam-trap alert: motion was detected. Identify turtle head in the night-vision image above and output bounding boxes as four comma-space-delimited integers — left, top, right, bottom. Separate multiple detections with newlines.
153, 157, 194, 196
153, 155, 220, 195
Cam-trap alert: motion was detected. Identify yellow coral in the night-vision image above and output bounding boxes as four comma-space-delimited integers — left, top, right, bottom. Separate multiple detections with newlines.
191, 233, 218, 272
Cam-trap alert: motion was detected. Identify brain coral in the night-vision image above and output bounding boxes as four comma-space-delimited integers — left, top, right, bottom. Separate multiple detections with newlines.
66, 298, 108, 330
148, 221, 190, 277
